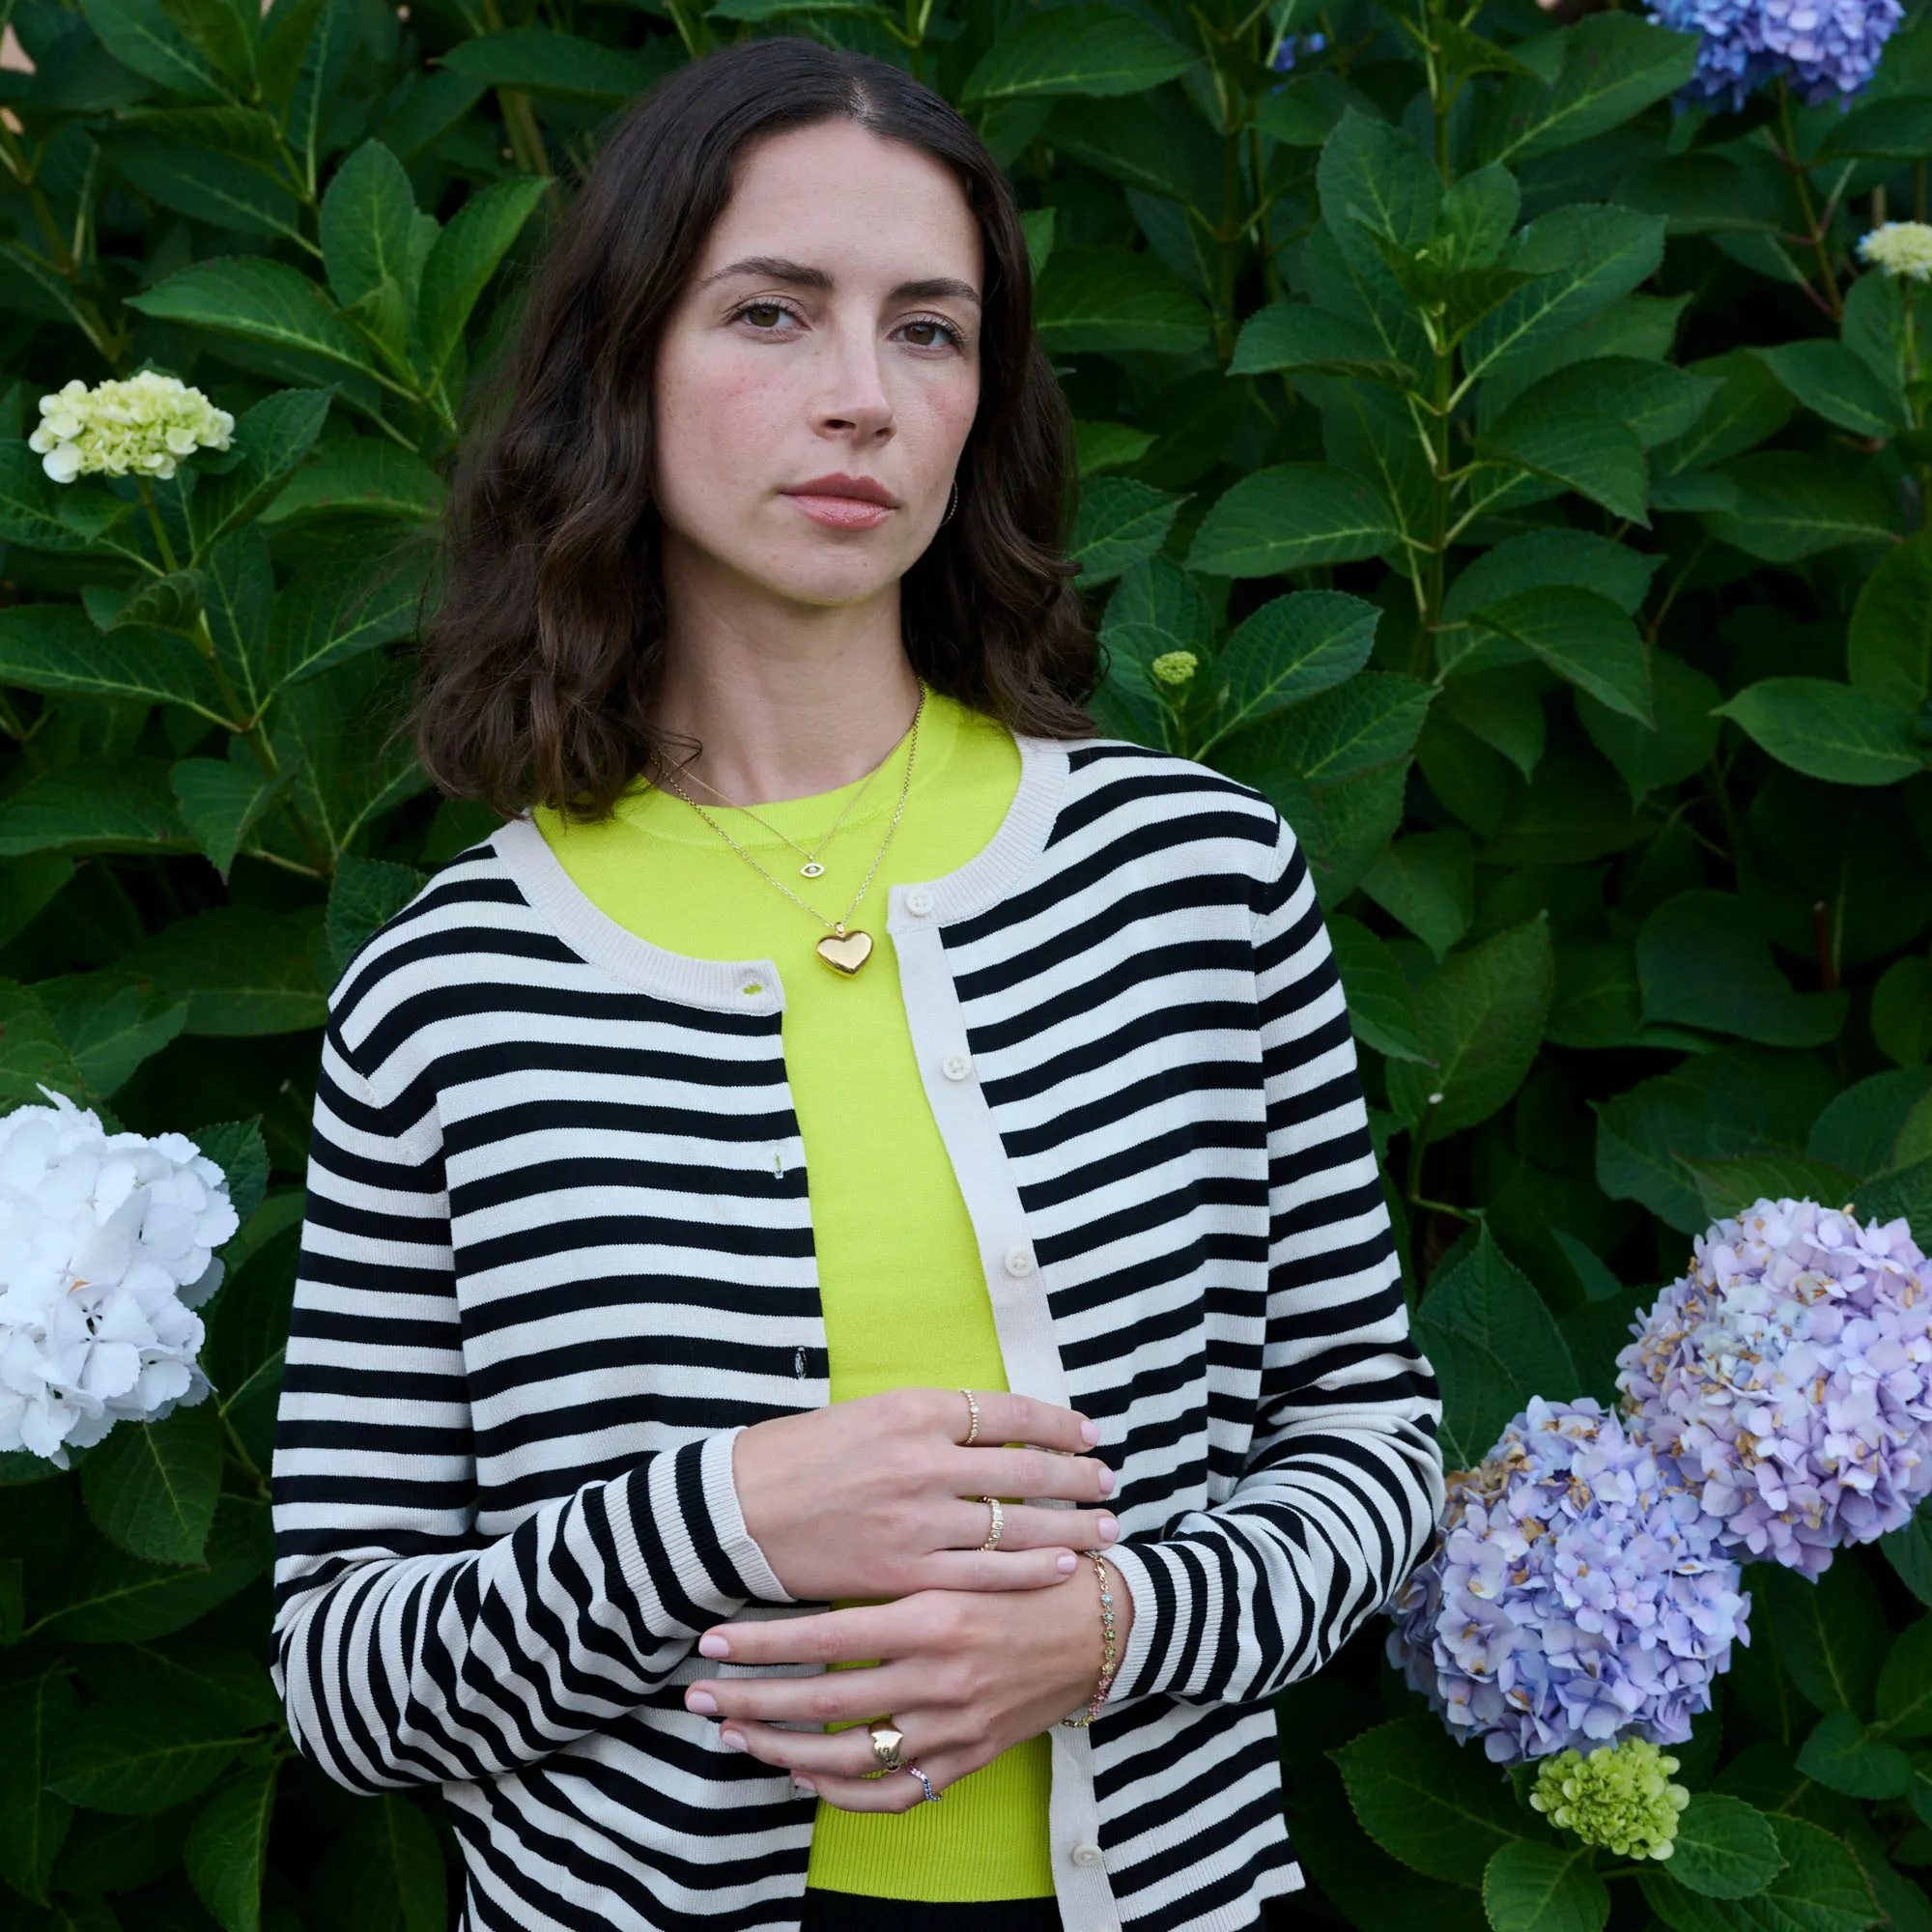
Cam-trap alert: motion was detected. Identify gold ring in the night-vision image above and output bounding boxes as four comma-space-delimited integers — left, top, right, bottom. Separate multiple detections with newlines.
869, 1722, 905, 1772
959, 1388, 980, 1446
978, 1495, 1004, 1550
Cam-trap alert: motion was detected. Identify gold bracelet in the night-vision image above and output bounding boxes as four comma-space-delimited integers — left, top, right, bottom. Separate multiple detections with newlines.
1059, 1550, 1118, 1728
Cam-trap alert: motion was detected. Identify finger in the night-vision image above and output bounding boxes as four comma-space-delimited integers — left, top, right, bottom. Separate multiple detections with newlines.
688, 1664, 925, 1727
949, 1445, 1117, 1504
949, 1501, 1118, 1554
908, 1548, 1085, 1593
698, 1602, 923, 1667
963, 1391, 1100, 1455
809, 1757, 977, 1814
718, 1716, 902, 1779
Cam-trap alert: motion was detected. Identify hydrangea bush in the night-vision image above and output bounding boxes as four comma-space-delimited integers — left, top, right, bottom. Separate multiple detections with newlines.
2, 0, 1932, 1923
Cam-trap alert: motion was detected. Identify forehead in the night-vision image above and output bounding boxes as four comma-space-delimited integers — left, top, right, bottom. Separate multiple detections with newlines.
701, 120, 982, 284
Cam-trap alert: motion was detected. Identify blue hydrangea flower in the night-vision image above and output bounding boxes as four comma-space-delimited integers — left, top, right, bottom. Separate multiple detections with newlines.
1647, 0, 1903, 108
1617, 1199, 1932, 1578
1387, 1397, 1749, 1764
1268, 31, 1326, 73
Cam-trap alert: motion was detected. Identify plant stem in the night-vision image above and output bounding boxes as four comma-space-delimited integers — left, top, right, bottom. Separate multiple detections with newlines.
1775, 82, 1843, 322
136, 478, 182, 574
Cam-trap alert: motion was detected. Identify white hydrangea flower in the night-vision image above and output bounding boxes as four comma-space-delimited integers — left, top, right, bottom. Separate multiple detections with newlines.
27, 371, 235, 485
0, 1087, 240, 1465
1859, 221, 1932, 284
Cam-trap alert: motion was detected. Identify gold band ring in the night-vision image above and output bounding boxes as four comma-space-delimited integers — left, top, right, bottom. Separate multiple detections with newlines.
978, 1495, 1005, 1550
959, 1388, 980, 1446
868, 1723, 905, 1772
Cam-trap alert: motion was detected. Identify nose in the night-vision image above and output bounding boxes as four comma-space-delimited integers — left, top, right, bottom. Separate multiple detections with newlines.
811, 315, 895, 445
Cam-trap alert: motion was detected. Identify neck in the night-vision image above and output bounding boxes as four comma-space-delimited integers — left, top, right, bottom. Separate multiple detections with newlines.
652, 541, 923, 807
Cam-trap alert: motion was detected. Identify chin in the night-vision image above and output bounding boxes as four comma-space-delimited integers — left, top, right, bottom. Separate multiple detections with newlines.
754, 553, 909, 610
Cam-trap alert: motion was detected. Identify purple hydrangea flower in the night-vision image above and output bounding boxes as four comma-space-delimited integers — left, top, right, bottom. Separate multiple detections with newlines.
1617, 1199, 1932, 1578
1387, 1397, 1749, 1765
1268, 31, 1326, 73
1648, 0, 1903, 108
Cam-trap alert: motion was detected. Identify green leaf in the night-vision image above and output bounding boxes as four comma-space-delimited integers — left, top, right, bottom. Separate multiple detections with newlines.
1361, 830, 1474, 959
0, 759, 193, 860
1438, 669, 1546, 780
326, 856, 426, 973
1073, 420, 1154, 477
1705, 454, 1900, 561
1230, 302, 1415, 383
1465, 588, 1652, 725
1495, 356, 1720, 452
94, 568, 208, 636
1669, 1794, 1787, 1900
1333, 1715, 1532, 1884
1872, 959, 1932, 1070
186, 1765, 277, 1932
1817, 95, 1932, 159
415, 175, 551, 391
1768, 1559, 1887, 1718
319, 140, 416, 325
1328, 914, 1431, 1064
1885, 1505, 1932, 1610
188, 387, 335, 556
1578, 651, 1722, 801
171, 751, 292, 880
204, 527, 274, 721
0, 1673, 78, 1904
1100, 557, 1214, 659
191, 1117, 270, 1227
1848, 533, 1932, 710
1186, 464, 1398, 576
1415, 1224, 1577, 1467
1684, 1151, 1861, 1225
78, 1405, 223, 1566
1719, 679, 1921, 786
307, 1792, 447, 1932
1806, 1068, 1932, 1175
1637, 890, 1847, 1046
1034, 245, 1214, 355
1479, 14, 1701, 164
1797, 1712, 1914, 1799
0, 442, 99, 554
1232, 673, 1434, 786
1387, 918, 1555, 1136
0, 605, 230, 722
110, 104, 283, 166
79, 0, 220, 96
123, 907, 327, 1037
272, 656, 431, 860
259, 440, 446, 526
40, 1497, 268, 1644
440, 27, 659, 104
98, 136, 301, 242
960, 2, 1198, 101
1480, 402, 1650, 525
1754, 342, 1908, 438
285, 0, 355, 181
1068, 478, 1182, 586
156, 0, 255, 89
1653, 353, 1795, 477
48, 1697, 251, 1817
1641, 1815, 1878, 1932
1463, 207, 1668, 387
1878, 1618, 1932, 1741
1483, 1843, 1609, 1932
1203, 590, 1379, 749
34, 971, 189, 1100
128, 260, 378, 387
1444, 529, 1661, 628
266, 548, 427, 690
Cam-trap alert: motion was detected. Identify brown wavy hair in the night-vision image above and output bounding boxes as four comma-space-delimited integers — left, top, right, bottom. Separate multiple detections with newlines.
412, 35, 1096, 825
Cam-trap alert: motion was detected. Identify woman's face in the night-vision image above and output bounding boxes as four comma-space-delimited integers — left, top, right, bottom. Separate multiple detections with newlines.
650, 118, 984, 617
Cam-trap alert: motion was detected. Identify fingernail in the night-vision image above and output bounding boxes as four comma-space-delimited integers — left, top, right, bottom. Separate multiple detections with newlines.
1057, 1550, 1079, 1574
1080, 1419, 1100, 1446
722, 1730, 748, 1751
687, 1690, 719, 1715
698, 1634, 731, 1659
794, 1779, 818, 1798
1097, 1514, 1119, 1545
1096, 1465, 1116, 1495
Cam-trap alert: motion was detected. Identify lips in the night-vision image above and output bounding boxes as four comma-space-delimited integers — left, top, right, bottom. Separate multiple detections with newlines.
783, 473, 898, 507
782, 473, 899, 531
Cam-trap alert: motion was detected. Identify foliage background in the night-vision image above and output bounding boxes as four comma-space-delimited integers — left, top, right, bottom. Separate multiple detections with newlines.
4, 0, 1932, 1924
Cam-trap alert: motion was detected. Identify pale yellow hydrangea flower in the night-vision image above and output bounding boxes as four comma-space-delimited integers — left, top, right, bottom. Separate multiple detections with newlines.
1858, 221, 1932, 283
28, 372, 235, 485
1150, 649, 1199, 688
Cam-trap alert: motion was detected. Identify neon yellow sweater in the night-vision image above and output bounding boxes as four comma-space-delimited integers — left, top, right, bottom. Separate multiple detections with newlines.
533, 689, 1053, 1902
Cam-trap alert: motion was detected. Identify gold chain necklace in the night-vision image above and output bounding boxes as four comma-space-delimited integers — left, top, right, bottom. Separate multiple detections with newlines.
670, 735, 893, 879
655, 684, 924, 978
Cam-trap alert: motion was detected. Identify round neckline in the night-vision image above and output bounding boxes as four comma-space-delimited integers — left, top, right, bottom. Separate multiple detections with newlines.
611, 688, 974, 852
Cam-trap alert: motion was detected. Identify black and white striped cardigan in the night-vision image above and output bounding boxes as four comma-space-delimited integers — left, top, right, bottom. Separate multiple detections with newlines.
270, 734, 1446, 1932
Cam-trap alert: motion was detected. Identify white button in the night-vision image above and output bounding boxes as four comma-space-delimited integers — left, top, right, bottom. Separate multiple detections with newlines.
1003, 1245, 1035, 1278
1071, 1842, 1103, 1868
942, 1052, 973, 1082
906, 887, 934, 917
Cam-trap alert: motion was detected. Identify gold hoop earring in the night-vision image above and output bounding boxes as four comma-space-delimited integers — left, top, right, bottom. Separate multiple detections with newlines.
941, 480, 959, 526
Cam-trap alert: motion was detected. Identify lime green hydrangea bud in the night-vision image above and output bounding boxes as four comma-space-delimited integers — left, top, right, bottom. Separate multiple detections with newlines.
29, 372, 234, 485
1150, 650, 1199, 689
1858, 221, 1932, 284
1527, 1739, 1690, 1860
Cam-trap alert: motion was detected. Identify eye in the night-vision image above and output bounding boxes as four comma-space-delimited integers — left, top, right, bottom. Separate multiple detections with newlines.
732, 298, 801, 332
898, 315, 966, 352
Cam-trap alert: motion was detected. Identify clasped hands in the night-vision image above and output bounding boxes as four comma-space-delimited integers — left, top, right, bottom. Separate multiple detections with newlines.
689, 1386, 1131, 1812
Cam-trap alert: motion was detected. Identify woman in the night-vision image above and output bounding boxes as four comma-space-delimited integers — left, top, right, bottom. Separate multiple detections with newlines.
270, 36, 1444, 1932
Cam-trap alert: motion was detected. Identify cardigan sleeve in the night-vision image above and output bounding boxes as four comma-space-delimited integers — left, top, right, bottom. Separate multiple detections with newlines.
1100, 811, 1446, 1706
268, 1021, 791, 1795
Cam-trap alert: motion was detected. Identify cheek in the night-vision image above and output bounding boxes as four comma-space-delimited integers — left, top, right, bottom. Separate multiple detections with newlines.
653, 345, 788, 520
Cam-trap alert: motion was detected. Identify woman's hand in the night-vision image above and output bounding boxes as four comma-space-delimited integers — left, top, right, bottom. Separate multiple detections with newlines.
732, 1386, 1119, 1603
683, 1558, 1132, 1809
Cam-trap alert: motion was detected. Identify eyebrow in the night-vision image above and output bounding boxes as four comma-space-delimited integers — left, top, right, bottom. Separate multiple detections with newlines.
699, 254, 982, 307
